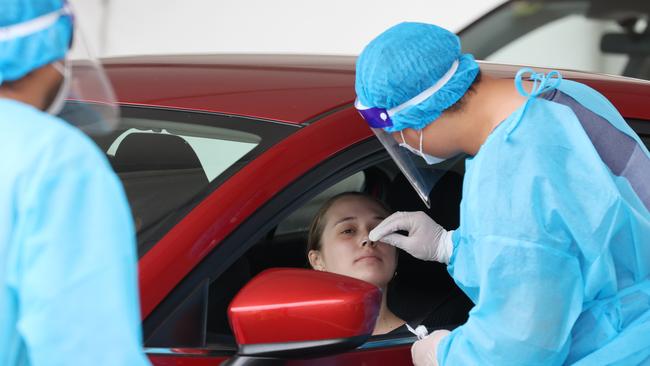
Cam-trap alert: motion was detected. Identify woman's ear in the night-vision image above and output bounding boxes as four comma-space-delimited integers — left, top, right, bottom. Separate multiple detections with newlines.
308, 250, 325, 271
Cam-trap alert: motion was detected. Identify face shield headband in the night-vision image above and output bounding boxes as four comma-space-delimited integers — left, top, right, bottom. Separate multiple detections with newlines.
355, 59, 461, 208
354, 59, 459, 129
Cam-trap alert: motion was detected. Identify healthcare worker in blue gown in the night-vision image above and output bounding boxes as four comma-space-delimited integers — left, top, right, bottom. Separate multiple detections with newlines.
355, 22, 650, 366
0, 1, 150, 365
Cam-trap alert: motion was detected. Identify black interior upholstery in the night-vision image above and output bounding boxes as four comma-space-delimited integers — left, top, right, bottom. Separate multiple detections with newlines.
113, 133, 205, 172
206, 257, 251, 346
386, 169, 473, 327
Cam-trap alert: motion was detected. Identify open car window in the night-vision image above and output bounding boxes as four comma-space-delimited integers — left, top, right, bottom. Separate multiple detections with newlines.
199, 158, 472, 347
274, 172, 366, 236
139, 136, 473, 350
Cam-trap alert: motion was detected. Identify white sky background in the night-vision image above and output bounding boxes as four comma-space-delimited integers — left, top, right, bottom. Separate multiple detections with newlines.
70, 0, 506, 57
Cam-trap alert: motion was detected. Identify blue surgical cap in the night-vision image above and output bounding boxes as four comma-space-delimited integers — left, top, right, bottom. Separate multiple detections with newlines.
355, 22, 479, 132
0, 0, 73, 85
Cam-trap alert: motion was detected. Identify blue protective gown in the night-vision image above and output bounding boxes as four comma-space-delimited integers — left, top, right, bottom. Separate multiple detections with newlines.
0, 99, 150, 366
438, 79, 650, 365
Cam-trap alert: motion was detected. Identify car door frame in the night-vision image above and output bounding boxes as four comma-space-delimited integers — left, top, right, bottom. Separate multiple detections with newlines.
143, 135, 421, 364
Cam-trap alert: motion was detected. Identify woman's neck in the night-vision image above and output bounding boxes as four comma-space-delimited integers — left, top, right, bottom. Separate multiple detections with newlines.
372, 289, 404, 335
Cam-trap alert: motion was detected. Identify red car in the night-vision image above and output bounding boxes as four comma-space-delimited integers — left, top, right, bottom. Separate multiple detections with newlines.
98, 55, 650, 365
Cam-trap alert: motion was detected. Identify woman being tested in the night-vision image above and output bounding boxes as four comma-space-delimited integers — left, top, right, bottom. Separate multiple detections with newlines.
307, 192, 470, 335
354, 22, 650, 365
307, 192, 405, 335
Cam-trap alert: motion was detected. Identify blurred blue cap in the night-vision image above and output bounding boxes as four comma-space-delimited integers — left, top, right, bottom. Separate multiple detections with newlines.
355, 22, 479, 132
0, 0, 73, 85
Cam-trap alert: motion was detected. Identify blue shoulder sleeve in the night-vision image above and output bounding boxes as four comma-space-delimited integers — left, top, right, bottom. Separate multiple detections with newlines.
11, 143, 150, 366
437, 236, 584, 365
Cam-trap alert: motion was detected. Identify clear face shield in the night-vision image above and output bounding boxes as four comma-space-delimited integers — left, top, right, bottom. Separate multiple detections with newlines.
4, 2, 121, 135
54, 4, 119, 135
355, 99, 461, 209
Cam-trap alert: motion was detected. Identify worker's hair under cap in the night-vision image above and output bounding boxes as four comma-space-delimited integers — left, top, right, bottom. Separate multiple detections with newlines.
355, 22, 479, 132
0, 0, 73, 85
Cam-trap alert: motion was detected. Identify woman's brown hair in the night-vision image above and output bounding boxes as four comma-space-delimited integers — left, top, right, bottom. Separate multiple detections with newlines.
306, 192, 391, 258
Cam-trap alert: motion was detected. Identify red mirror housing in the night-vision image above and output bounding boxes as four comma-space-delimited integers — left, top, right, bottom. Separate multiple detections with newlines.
227, 268, 381, 358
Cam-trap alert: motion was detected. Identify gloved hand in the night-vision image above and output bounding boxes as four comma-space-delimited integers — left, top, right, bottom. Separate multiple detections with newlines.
411, 330, 450, 366
368, 211, 453, 263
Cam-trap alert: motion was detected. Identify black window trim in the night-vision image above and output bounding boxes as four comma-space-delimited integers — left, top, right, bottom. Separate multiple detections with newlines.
628, 119, 650, 136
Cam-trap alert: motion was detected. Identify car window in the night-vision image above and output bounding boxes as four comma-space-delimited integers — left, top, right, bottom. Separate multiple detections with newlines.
204, 170, 373, 346
274, 172, 366, 236
460, 0, 650, 80
107, 127, 258, 182
199, 156, 471, 348
91, 107, 297, 254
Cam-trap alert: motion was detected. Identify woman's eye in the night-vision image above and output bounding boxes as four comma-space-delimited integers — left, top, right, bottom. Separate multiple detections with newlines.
341, 228, 355, 235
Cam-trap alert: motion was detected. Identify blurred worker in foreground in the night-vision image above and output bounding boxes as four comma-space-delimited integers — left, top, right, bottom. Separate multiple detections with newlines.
0, 1, 150, 365
355, 22, 650, 365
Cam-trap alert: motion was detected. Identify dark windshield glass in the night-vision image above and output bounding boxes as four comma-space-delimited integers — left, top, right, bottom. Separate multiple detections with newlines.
91, 106, 297, 255
460, 0, 650, 80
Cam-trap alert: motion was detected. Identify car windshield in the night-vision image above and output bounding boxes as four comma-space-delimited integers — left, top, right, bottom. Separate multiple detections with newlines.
91, 110, 263, 252
460, 0, 650, 80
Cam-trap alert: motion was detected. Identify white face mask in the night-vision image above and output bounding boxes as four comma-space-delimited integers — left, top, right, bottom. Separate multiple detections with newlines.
46, 60, 71, 116
399, 130, 447, 165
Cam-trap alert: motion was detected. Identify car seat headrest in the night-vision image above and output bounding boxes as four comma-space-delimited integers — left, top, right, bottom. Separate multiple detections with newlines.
113, 133, 203, 172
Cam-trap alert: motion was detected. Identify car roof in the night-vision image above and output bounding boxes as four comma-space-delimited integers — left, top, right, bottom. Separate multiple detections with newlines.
103, 54, 357, 125
104, 54, 650, 123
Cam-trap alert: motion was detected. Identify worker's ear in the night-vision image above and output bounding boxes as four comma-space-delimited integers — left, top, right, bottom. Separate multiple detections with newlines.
308, 250, 326, 271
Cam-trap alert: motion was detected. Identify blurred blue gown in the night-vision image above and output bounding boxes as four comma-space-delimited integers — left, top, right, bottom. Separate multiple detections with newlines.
0, 99, 150, 366
438, 77, 650, 365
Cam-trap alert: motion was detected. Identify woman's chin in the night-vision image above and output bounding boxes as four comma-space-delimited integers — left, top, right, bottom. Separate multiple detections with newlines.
354, 271, 391, 289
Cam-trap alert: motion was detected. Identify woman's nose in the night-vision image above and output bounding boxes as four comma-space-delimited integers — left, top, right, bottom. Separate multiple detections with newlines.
361, 238, 377, 247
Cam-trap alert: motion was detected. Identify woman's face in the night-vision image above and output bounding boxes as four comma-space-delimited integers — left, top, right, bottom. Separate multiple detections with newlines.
309, 195, 397, 288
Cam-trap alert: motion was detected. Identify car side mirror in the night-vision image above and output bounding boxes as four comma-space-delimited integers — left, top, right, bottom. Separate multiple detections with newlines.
222, 268, 381, 365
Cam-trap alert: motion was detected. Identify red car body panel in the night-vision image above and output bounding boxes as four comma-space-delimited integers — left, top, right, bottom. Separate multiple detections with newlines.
136, 106, 370, 318
148, 345, 412, 365
108, 56, 650, 320
479, 62, 650, 121
104, 55, 357, 124
286, 345, 413, 366
104, 55, 650, 364
105, 56, 650, 123
285, 345, 413, 365
148, 355, 228, 366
